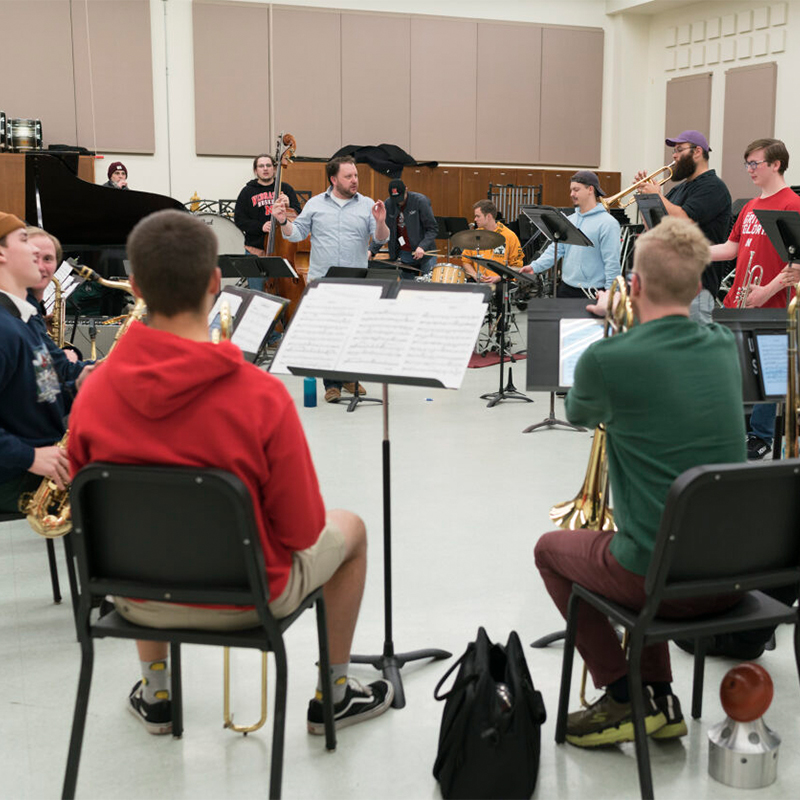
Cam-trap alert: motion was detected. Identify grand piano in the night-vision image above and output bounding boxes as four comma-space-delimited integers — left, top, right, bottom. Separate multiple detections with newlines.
25, 151, 185, 272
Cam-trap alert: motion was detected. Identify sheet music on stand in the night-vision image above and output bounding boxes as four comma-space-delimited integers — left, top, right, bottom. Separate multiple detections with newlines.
269, 279, 490, 389
43, 261, 82, 314
208, 285, 288, 362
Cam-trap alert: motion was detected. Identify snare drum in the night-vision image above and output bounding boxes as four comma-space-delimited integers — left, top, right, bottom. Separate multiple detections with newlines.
195, 212, 244, 254
431, 263, 466, 284
8, 118, 42, 151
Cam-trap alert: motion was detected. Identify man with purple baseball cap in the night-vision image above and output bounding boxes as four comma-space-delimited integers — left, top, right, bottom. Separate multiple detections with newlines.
634, 129, 731, 324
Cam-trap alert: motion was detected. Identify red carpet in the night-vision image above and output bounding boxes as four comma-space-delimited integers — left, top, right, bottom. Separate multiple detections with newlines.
468, 352, 527, 369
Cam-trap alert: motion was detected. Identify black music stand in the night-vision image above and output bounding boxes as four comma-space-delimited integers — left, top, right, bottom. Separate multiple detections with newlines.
322, 267, 382, 412
523, 299, 597, 434
275, 280, 490, 707
521, 206, 593, 298
634, 194, 668, 231
469, 256, 535, 407
754, 209, 800, 306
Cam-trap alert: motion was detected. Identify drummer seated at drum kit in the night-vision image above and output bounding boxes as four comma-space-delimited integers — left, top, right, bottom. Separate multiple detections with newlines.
459, 200, 524, 284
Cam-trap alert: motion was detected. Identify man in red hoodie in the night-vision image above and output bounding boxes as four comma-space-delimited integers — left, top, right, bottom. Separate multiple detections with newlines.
68, 209, 393, 736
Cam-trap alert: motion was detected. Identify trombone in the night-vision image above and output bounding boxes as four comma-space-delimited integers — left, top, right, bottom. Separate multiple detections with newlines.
601, 165, 673, 211
212, 301, 269, 734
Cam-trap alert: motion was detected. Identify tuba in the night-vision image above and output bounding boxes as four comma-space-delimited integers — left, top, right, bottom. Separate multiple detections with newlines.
549, 276, 633, 531
21, 266, 143, 538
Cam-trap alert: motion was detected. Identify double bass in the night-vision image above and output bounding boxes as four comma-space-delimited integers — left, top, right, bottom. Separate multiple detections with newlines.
264, 131, 305, 324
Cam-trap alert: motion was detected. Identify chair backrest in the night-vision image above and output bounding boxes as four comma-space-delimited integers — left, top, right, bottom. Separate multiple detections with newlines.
646, 460, 800, 602
70, 463, 270, 608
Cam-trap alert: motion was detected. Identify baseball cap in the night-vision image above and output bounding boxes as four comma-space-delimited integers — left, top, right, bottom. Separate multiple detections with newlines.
664, 130, 711, 152
570, 170, 606, 197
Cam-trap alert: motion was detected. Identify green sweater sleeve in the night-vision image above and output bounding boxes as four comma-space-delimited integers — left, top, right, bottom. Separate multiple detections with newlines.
564, 346, 610, 429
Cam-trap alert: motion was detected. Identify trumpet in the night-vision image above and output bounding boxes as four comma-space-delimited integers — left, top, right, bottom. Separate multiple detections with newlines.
601, 165, 673, 211
212, 301, 269, 735
735, 251, 763, 308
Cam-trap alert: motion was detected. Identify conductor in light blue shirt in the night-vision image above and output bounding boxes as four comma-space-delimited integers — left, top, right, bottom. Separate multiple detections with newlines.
521, 171, 621, 297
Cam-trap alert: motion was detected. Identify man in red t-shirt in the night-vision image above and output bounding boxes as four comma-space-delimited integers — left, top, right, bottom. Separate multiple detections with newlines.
68, 210, 393, 736
711, 138, 800, 459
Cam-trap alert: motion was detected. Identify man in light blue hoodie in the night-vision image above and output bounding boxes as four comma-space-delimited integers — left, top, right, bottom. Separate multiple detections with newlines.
521, 171, 621, 297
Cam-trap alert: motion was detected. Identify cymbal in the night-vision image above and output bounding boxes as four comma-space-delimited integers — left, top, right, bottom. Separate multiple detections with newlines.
466, 254, 506, 270
450, 228, 505, 251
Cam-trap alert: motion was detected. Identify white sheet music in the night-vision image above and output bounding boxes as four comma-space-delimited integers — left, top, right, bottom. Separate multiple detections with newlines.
271, 283, 486, 389
231, 294, 284, 353
208, 290, 244, 325
43, 261, 80, 313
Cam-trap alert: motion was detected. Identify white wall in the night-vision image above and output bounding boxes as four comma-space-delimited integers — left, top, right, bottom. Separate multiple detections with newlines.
95, 0, 617, 203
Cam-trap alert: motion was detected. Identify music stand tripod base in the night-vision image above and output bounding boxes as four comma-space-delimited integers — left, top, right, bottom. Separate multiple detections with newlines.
523, 391, 585, 433
481, 366, 533, 407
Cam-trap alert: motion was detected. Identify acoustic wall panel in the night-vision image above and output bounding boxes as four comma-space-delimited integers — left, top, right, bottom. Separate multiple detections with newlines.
476, 22, 542, 164
193, 0, 270, 156
72, 0, 155, 153
341, 14, 410, 153
410, 17, 478, 162
664, 72, 712, 168
722, 62, 777, 201
539, 27, 604, 166
272, 7, 342, 158
0, 1, 77, 147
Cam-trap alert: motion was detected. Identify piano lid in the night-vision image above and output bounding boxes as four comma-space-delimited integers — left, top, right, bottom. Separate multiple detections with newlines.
25, 151, 185, 246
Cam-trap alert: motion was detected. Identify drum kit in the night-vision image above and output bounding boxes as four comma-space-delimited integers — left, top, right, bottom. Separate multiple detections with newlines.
0, 112, 43, 152
194, 211, 245, 254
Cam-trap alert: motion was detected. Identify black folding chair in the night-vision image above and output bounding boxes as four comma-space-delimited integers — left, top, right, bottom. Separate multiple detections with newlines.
555, 460, 800, 800
62, 464, 336, 800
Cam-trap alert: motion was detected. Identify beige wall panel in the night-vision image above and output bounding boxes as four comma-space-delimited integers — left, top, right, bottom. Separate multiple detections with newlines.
193, 1, 269, 157
272, 7, 341, 159
477, 23, 541, 163
72, 0, 155, 153
723, 62, 777, 202
0, 1, 77, 147
663, 73, 712, 188
410, 17, 477, 162
539, 27, 603, 167
341, 14, 410, 151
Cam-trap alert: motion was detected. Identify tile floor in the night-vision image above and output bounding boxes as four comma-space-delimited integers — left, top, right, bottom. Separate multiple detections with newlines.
1, 318, 796, 799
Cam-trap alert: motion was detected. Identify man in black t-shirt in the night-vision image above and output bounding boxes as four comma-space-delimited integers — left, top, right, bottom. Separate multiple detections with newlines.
635, 130, 732, 323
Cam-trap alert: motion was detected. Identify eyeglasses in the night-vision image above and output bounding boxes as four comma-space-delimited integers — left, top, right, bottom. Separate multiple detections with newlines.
744, 160, 768, 171
672, 145, 696, 155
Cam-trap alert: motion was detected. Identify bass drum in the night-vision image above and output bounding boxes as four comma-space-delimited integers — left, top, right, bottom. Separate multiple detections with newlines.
195, 212, 244, 255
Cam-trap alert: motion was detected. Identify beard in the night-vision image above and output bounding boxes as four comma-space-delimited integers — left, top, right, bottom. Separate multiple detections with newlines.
671, 152, 696, 182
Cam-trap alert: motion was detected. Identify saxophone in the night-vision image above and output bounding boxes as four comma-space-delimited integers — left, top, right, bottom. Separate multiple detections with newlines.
21, 266, 144, 538
49, 275, 65, 348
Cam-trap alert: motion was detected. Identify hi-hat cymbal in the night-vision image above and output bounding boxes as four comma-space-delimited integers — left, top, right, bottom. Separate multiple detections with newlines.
450, 228, 505, 251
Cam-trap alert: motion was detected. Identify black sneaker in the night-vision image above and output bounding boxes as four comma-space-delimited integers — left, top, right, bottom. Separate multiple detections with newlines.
307, 677, 394, 734
746, 435, 771, 461
127, 680, 172, 735
648, 690, 688, 740
565, 691, 666, 747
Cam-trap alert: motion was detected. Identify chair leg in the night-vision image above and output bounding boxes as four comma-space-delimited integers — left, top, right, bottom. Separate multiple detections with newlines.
793, 622, 800, 692
628, 640, 655, 800
270, 646, 288, 800
46, 538, 62, 603
61, 643, 94, 800
62, 535, 80, 624
315, 596, 336, 751
555, 592, 580, 744
691, 641, 707, 720
170, 642, 183, 738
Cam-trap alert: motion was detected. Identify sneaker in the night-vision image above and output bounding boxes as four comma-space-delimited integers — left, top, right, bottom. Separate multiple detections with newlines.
342, 382, 366, 396
307, 677, 394, 734
324, 387, 341, 403
746, 434, 771, 461
648, 690, 688, 740
127, 680, 172, 735
565, 691, 666, 747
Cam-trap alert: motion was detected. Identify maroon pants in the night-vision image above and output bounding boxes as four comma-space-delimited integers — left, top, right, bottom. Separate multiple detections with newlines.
534, 529, 740, 688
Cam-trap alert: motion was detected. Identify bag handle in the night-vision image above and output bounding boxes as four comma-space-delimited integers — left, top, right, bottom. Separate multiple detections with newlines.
433, 644, 477, 701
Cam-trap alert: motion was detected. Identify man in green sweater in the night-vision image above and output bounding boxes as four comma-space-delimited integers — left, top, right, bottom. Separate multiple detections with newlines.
534, 216, 746, 747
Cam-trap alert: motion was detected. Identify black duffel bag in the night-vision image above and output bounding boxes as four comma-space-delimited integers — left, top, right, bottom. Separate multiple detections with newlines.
433, 628, 547, 799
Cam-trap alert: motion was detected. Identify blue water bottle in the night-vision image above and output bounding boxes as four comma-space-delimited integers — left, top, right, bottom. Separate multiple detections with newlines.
303, 376, 317, 408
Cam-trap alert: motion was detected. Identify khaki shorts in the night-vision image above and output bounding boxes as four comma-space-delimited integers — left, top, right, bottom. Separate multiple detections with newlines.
114, 521, 346, 631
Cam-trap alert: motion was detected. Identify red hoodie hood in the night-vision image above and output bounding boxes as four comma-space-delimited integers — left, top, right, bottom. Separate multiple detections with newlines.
102, 321, 244, 420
